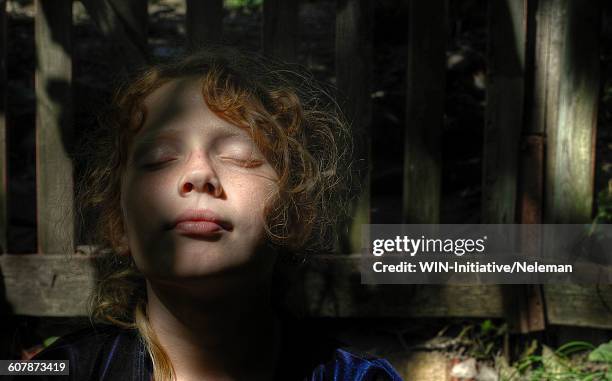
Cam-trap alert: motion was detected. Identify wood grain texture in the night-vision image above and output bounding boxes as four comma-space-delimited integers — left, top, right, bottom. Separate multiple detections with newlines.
517, 0, 543, 225
35, 0, 74, 255
403, 0, 446, 224
536, 0, 600, 224
518, 136, 544, 224
544, 284, 612, 329
546, 0, 600, 224
482, 0, 525, 224
2, 254, 507, 318
2, 254, 612, 329
292, 255, 506, 318
1, 254, 96, 316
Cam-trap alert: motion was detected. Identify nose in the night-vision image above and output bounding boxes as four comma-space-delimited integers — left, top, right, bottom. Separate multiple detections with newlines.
178, 152, 223, 198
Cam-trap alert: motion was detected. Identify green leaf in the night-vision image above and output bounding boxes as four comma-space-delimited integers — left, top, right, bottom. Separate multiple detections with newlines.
481, 319, 494, 334
588, 341, 612, 363
556, 340, 595, 357
43, 336, 59, 347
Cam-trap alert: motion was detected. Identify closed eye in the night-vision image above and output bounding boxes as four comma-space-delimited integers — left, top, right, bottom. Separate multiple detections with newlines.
220, 156, 264, 168
141, 158, 177, 169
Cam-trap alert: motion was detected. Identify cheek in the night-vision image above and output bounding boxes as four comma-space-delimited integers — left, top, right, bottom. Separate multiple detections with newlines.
228, 175, 278, 227
121, 171, 174, 233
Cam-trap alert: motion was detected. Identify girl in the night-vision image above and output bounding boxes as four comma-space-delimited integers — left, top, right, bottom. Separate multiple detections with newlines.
26, 47, 404, 381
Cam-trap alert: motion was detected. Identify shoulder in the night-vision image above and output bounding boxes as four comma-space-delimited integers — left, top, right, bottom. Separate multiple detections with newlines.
28, 324, 142, 381
276, 315, 404, 381
34, 323, 135, 360
311, 347, 404, 381
36, 324, 125, 351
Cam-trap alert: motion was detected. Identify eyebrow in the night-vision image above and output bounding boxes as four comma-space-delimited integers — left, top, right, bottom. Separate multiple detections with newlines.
134, 128, 182, 146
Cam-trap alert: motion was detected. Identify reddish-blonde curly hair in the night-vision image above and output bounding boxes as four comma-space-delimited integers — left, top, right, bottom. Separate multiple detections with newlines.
75, 46, 358, 381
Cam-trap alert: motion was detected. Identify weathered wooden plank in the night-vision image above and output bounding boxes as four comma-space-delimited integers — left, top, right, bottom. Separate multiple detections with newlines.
530, 0, 558, 138
482, 0, 525, 224
35, 0, 74, 255
262, 0, 298, 62
545, 0, 600, 224
484, 0, 545, 335
1, 255, 96, 316
517, 0, 542, 225
518, 136, 544, 224
186, 0, 223, 50
403, 0, 446, 224
0, 0, 6, 254
3, 254, 612, 328
1, 254, 506, 318
530, 0, 562, 223
534, 5, 601, 338
515, 138, 546, 330
528, 0, 562, 220
516, 284, 546, 333
288, 255, 506, 318
533, 0, 600, 224
335, 0, 372, 251
80, 0, 148, 74
544, 284, 612, 329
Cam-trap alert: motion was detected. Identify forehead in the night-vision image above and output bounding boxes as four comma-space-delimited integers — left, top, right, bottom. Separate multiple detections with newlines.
136, 78, 246, 140
144, 77, 202, 110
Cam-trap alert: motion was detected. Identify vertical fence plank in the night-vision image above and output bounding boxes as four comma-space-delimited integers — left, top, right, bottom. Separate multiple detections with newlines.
545, 0, 600, 223
517, 4, 546, 325
403, 0, 447, 224
0, 0, 6, 254
485, 1, 545, 334
263, 0, 298, 62
525, 0, 601, 336
482, 0, 526, 224
532, 0, 562, 218
529, 0, 565, 282
336, 0, 372, 251
518, 0, 543, 224
186, 0, 223, 50
35, 0, 73, 254
81, 0, 148, 74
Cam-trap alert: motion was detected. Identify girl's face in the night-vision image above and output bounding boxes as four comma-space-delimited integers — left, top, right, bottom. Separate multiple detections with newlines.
120, 78, 280, 283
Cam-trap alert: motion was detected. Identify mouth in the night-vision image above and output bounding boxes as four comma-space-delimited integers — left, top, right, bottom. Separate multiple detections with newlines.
170, 209, 233, 236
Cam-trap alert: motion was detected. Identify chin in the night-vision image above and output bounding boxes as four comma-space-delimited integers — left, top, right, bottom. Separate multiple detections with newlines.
174, 250, 258, 275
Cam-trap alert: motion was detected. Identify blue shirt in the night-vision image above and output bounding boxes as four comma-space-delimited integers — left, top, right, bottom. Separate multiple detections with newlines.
15, 321, 404, 381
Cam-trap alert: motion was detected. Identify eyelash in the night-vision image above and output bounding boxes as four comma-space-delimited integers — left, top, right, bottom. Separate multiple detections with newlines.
223, 157, 263, 168
141, 157, 263, 169
142, 158, 176, 169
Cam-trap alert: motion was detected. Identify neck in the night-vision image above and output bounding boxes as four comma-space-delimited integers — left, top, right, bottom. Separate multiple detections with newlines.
145, 276, 281, 381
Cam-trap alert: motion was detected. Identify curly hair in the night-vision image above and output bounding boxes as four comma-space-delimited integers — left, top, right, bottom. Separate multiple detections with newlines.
75, 46, 358, 381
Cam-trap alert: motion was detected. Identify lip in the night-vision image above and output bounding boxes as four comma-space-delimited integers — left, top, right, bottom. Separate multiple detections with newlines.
170, 209, 233, 235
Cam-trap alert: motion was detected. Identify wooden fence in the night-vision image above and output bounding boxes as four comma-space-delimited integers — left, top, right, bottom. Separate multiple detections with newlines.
0, 0, 610, 332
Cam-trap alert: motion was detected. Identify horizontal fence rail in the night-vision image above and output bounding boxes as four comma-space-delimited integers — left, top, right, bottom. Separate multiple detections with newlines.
2, 253, 612, 329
